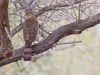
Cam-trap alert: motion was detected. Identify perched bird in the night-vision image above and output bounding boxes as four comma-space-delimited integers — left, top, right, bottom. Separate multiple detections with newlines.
23, 10, 39, 61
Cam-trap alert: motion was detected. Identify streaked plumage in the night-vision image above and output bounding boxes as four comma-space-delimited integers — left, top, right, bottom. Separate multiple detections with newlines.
23, 11, 39, 61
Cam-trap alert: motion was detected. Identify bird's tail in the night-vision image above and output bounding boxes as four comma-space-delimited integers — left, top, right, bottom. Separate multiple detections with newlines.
23, 48, 32, 61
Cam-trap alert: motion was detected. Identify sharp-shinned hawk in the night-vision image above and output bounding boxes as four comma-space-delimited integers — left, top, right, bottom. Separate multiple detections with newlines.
23, 10, 39, 61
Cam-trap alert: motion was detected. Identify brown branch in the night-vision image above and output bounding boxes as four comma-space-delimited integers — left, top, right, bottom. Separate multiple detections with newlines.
10, 0, 85, 37
0, 0, 13, 60
0, 13, 100, 67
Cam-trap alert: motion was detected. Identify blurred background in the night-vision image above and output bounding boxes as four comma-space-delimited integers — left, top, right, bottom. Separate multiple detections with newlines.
1, 0, 100, 75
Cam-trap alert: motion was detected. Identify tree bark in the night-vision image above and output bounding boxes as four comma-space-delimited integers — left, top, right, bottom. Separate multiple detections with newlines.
0, 0, 13, 61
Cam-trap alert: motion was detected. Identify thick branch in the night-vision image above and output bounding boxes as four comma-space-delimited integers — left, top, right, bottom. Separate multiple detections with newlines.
10, 0, 85, 37
0, 13, 100, 67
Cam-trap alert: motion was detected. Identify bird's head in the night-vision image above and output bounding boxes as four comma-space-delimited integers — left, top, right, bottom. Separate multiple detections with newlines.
25, 8, 36, 19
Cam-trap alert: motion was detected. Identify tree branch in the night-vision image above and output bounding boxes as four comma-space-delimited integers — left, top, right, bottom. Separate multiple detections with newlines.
0, 13, 100, 67
10, 0, 85, 37
36, 0, 85, 17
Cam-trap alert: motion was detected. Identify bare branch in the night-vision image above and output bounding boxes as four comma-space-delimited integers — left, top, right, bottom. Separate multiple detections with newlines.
10, 23, 23, 37
36, 0, 85, 17
55, 41, 82, 46
10, 0, 85, 37
0, 13, 100, 66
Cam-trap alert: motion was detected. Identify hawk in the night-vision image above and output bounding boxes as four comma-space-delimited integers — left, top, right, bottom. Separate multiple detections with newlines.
23, 10, 39, 61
